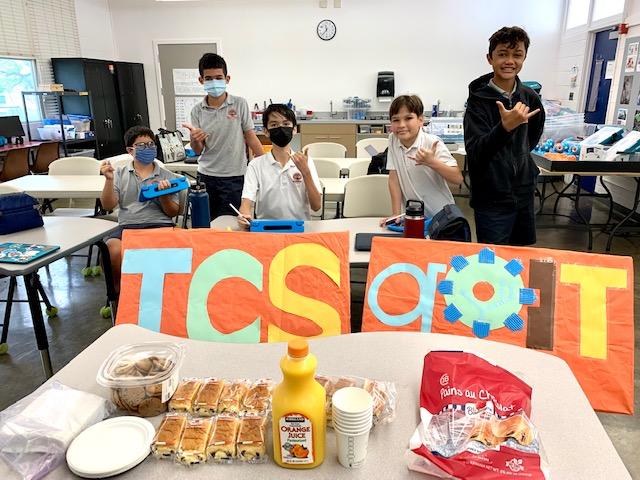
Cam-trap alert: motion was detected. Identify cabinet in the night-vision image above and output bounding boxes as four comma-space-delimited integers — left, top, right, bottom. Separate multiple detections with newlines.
299, 123, 357, 157
114, 62, 149, 132
52, 58, 149, 159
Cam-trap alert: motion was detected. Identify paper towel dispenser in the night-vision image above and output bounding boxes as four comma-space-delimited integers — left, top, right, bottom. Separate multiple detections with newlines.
377, 71, 394, 101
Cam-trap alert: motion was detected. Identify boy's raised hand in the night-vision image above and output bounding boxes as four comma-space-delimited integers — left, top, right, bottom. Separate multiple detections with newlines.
409, 141, 439, 167
182, 123, 209, 143
100, 160, 114, 180
496, 101, 540, 132
290, 151, 310, 175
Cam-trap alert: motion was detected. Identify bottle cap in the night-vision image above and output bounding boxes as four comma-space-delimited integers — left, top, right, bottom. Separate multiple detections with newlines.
288, 339, 309, 358
405, 199, 424, 217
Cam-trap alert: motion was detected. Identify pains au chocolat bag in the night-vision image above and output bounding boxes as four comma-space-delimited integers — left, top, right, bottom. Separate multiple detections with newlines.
408, 351, 549, 479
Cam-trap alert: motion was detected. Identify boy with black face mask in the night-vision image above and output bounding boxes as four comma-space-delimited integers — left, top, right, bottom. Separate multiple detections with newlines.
237, 104, 322, 227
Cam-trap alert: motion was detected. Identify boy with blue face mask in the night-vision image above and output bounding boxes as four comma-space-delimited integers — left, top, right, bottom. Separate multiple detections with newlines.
100, 125, 180, 293
182, 53, 264, 219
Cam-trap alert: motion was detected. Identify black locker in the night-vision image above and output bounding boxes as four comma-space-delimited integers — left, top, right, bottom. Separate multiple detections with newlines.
52, 58, 148, 159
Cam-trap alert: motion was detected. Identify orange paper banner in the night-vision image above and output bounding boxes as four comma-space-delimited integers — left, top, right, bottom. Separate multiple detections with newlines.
362, 238, 634, 414
116, 229, 351, 343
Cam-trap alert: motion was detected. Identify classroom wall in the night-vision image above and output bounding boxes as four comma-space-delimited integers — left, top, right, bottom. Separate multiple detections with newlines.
74, 0, 117, 60
75, 0, 564, 131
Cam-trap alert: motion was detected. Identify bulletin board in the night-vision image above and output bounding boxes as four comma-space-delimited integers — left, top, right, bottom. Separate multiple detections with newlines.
614, 36, 640, 130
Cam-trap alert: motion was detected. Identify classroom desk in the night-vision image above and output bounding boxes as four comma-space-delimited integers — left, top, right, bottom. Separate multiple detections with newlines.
162, 160, 199, 177
0, 140, 48, 155
2, 174, 105, 199
0, 217, 119, 378
0, 323, 628, 479
211, 215, 397, 265
534, 159, 640, 251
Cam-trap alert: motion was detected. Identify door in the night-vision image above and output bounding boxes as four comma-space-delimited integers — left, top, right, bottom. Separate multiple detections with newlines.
584, 30, 618, 124
582, 30, 618, 192
156, 42, 218, 134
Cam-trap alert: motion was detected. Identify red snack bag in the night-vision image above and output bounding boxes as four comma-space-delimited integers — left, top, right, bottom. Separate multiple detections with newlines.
408, 351, 549, 479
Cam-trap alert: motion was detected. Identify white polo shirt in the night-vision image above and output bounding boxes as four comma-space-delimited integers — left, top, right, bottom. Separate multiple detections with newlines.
387, 130, 457, 218
241, 152, 322, 220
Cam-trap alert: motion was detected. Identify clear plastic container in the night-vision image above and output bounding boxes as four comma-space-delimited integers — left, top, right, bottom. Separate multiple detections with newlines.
96, 342, 184, 417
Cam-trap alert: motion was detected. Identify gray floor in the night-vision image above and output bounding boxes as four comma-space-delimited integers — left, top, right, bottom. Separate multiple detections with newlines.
0, 188, 639, 477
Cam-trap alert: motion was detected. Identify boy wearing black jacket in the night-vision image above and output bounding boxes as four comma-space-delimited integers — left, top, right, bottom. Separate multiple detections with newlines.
464, 26, 545, 246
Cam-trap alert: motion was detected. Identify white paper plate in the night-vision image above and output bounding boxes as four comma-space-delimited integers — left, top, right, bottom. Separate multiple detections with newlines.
66, 416, 154, 478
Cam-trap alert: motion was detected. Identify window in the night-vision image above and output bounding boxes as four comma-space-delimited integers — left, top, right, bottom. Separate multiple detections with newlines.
0, 57, 41, 122
566, 0, 590, 29
592, 0, 624, 21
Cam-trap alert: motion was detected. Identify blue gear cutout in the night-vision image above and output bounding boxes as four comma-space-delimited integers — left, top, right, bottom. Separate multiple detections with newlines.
478, 248, 495, 264
473, 320, 490, 338
450, 255, 469, 272
519, 288, 536, 305
504, 259, 524, 277
444, 304, 462, 322
504, 313, 524, 331
438, 280, 453, 295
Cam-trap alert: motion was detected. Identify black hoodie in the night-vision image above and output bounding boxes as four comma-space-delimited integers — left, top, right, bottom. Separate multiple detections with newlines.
463, 73, 545, 210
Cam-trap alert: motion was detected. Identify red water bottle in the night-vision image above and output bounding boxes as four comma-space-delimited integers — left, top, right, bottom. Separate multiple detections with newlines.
404, 200, 425, 239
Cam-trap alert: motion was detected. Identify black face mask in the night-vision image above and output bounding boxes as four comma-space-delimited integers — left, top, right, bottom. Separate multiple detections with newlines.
268, 126, 294, 148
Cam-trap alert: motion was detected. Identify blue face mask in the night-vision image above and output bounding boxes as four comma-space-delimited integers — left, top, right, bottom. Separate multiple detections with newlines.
203, 79, 227, 97
134, 145, 156, 164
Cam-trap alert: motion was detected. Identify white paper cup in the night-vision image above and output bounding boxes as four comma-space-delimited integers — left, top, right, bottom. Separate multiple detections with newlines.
335, 425, 371, 468
332, 387, 373, 417
333, 416, 373, 431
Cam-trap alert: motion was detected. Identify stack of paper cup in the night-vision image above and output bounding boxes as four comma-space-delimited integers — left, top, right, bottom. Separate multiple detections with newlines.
332, 387, 373, 468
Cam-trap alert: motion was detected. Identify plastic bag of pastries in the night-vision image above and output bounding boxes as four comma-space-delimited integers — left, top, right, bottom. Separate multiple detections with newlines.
151, 413, 187, 459
315, 374, 397, 428
96, 342, 184, 417
206, 415, 240, 463
193, 378, 226, 417
236, 415, 267, 463
241, 378, 273, 415
217, 380, 250, 414
175, 417, 213, 466
169, 378, 203, 413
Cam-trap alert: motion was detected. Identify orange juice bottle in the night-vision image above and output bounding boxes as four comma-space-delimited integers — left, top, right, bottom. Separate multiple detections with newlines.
272, 339, 326, 468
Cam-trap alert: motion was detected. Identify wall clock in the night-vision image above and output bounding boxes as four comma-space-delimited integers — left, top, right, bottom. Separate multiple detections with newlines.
317, 19, 336, 41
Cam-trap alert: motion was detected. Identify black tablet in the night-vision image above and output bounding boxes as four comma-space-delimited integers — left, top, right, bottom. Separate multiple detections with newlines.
354, 233, 402, 251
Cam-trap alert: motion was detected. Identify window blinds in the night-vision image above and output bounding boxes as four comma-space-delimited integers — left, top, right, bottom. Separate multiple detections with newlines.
0, 0, 81, 117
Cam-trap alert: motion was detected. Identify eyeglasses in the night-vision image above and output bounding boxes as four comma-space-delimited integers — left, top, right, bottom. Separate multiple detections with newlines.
133, 142, 156, 149
267, 122, 294, 128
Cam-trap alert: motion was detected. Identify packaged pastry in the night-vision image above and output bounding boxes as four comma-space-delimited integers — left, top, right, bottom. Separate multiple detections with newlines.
236, 415, 267, 462
217, 380, 249, 414
207, 415, 240, 462
151, 413, 187, 459
175, 417, 213, 465
316, 374, 397, 427
169, 378, 203, 413
193, 378, 225, 417
96, 342, 184, 417
241, 379, 273, 415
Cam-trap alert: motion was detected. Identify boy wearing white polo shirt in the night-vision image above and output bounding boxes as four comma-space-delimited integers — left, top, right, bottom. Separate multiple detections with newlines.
183, 53, 264, 219
237, 104, 321, 227
382, 95, 463, 224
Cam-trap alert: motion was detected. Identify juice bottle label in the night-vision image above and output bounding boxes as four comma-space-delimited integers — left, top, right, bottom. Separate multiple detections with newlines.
279, 413, 314, 464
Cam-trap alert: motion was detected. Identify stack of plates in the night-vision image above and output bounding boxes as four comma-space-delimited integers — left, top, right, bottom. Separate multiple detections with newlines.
66, 417, 155, 478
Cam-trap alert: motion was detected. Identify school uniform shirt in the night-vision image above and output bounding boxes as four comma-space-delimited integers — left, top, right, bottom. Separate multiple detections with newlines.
113, 160, 179, 226
386, 130, 457, 218
241, 152, 322, 220
189, 93, 254, 177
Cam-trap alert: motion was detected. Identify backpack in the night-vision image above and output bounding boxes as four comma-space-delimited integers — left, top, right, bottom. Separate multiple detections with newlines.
0, 193, 43, 235
155, 129, 186, 163
367, 148, 389, 175
428, 204, 471, 242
